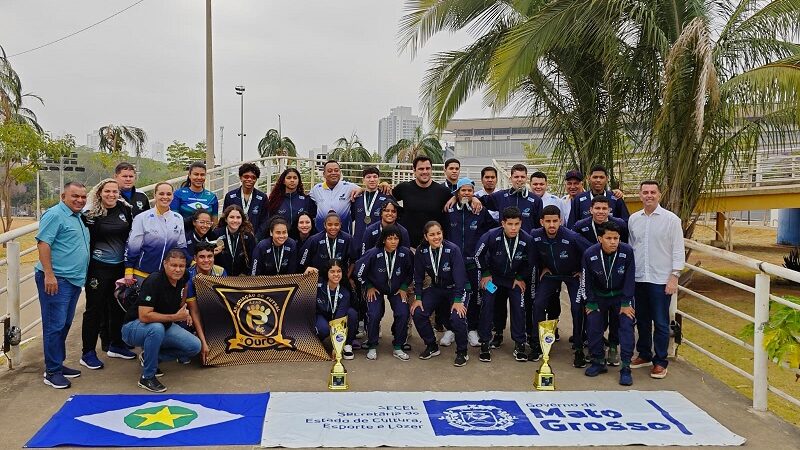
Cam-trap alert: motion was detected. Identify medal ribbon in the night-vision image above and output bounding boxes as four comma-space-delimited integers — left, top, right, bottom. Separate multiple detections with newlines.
503, 235, 519, 271
272, 244, 284, 273
326, 236, 337, 260
327, 284, 340, 314
363, 191, 378, 220
600, 251, 618, 289
429, 245, 443, 284
385, 251, 397, 282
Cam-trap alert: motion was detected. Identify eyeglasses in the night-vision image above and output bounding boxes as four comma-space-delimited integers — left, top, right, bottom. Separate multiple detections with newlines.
196, 220, 212, 225
241, 175, 257, 180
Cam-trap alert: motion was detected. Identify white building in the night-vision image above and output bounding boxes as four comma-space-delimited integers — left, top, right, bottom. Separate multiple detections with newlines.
86, 132, 101, 150
377, 106, 423, 157
310, 145, 329, 169
151, 141, 165, 162
445, 116, 551, 167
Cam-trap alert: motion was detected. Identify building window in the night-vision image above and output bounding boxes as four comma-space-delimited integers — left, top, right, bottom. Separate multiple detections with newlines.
474, 128, 492, 136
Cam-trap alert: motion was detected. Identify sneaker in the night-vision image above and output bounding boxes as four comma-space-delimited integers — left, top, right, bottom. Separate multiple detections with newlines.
43, 372, 71, 389
454, 351, 469, 367
650, 365, 668, 379
514, 343, 527, 362
138, 376, 167, 393
402, 342, 412, 351
568, 335, 574, 344
573, 350, 587, 368
61, 365, 82, 378
527, 344, 543, 362
107, 345, 137, 360
80, 351, 104, 370
434, 323, 446, 333
356, 321, 366, 339
619, 367, 633, 386
439, 330, 455, 347
490, 333, 504, 349
630, 356, 652, 369
479, 343, 491, 362
393, 348, 410, 361
467, 330, 480, 347
366, 348, 377, 360
585, 363, 608, 377
606, 345, 620, 366
419, 343, 441, 360
342, 345, 354, 360
138, 352, 164, 377
555, 328, 560, 341
177, 357, 191, 365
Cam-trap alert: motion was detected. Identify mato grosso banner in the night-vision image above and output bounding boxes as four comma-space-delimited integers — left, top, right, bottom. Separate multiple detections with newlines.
194, 273, 331, 366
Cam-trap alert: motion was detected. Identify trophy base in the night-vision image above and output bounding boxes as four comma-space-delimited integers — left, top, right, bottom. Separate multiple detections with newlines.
328, 373, 349, 391
534, 371, 555, 391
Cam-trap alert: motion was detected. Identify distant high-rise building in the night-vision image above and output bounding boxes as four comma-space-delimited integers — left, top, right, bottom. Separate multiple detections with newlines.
377, 106, 423, 157
86, 132, 101, 150
151, 141, 165, 162
311, 145, 329, 169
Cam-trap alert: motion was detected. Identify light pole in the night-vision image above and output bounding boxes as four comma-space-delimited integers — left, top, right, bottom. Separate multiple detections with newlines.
235, 85, 245, 161
205, 0, 215, 167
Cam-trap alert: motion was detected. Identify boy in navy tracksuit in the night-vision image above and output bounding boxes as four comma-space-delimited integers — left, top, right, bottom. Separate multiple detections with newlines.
350, 167, 395, 253
474, 207, 532, 363
582, 221, 636, 386
444, 178, 496, 347
411, 222, 469, 366
479, 163, 543, 233
315, 260, 357, 360
354, 225, 414, 361
530, 205, 593, 366
572, 195, 628, 366
567, 165, 630, 227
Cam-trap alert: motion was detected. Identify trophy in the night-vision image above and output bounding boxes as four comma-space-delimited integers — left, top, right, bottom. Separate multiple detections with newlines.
534, 319, 558, 391
328, 317, 349, 390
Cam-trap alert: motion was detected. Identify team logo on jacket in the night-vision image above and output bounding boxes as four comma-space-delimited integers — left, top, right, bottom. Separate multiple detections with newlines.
559, 250, 569, 259
136, 201, 144, 208
219, 288, 297, 352
119, 213, 127, 222
522, 208, 531, 217
470, 221, 478, 230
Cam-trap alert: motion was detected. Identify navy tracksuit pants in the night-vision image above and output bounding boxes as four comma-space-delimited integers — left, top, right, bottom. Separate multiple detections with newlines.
480, 285, 525, 345
533, 276, 582, 349
366, 294, 409, 348
586, 296, 634, 365
315, 308, 358, 345
413, 287, 468, 352
465, 266, 480, 331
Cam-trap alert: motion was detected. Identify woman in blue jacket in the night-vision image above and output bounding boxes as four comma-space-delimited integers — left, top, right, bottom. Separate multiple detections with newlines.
251, 217, 301, 276
354, 225, 413, 362
209, 205, 256, 276
125, 182, 187, 283
267, 168, 316, 224
411, 221, 469, 366
315, 260, 357, 360
299, 211, 355, 277
359, 200, 410, 256
171, 162, 219, 221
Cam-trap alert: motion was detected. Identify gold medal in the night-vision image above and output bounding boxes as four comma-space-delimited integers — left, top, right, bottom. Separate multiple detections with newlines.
364, 216, 371, 224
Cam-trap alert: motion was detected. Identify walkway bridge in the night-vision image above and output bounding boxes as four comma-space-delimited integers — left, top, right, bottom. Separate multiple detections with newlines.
1, 156, 799, 448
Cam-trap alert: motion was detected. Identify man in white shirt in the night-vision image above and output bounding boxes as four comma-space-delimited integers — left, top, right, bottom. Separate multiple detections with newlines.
560, 169, 584, 222
309, 160, 360, 234
529, 171, 565, 212
627, 180, 684, 379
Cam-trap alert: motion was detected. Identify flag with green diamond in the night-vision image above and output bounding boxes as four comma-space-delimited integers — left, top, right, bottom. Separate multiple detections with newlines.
26, 393, 269, 447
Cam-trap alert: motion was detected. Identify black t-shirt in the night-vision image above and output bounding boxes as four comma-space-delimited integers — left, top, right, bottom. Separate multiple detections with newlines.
83, 202, 132, 265
124, 270, 187, 329
393, 180, 453, 245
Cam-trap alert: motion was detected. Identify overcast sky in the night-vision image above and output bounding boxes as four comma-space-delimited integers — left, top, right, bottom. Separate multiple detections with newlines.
2, 0, 493, 163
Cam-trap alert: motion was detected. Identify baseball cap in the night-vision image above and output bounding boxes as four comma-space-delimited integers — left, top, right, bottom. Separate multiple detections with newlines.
564, 170, 583, 181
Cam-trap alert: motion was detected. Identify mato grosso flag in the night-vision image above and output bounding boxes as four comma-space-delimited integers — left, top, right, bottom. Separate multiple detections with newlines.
194, 273, 330, 366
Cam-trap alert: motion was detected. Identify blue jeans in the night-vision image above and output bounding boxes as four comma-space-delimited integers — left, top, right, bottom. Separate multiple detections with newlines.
634, 282, 670, 368
36, 271, 82, 374
122, 320, 201, 378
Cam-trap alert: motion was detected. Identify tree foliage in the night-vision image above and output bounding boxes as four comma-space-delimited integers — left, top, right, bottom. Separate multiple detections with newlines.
384, 126, 443, 164
166, 140, 206, 169
258, 129, 297, 157
330, 133, 372, 163
98, 124, 147, 159
0, 122, 74, 231
0, 45, 43, 132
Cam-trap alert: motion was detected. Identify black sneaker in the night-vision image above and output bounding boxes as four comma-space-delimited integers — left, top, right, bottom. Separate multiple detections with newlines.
555, 328, 560, 342
528, 344, 543, 362
573, 349, 587, 368
419, 343, 441, 360
514, 343, 527, 362
479, 343, 491, 362
454, 351, 469, 367
402, 342, 412, 352
138, 376, 167, 393
490, 334, 504, 349
61, 365, 82, 378
138, 352, 164, 377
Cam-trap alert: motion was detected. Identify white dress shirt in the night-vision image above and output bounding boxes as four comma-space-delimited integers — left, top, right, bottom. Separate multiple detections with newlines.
540, 191, 565, 215
628, 205, 685, 284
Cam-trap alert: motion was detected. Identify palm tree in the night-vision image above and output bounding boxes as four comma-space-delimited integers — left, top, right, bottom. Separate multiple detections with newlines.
401, 0, 800, 233
258, 128, 297, 157
0, 45, 43, 131
384, 126, 444, 164
329, 133, 372, 163
98, 124, 148, 164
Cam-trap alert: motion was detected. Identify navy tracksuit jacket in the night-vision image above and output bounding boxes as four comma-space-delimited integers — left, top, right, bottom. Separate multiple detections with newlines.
479, 188, 543, 233
568, 190, 630, 227
315, 282, 357, 345
572, 216, 629, 243
223, 188, 269, 240
298, 231, 355, 272
251, 237, 300, 276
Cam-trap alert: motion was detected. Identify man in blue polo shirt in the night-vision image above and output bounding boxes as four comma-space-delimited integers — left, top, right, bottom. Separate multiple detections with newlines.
36, 182, 91, 389
309, 160, 360, 234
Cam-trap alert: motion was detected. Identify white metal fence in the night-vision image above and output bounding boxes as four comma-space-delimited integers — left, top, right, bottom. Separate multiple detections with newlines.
1, 155, 799, 417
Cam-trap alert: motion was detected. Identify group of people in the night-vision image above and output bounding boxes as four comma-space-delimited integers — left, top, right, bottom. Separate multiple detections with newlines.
35, 155, 684, 393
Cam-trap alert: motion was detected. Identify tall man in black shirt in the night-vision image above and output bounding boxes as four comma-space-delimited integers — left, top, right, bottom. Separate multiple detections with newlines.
121, 250, 201, 392
392, 156, 456, 246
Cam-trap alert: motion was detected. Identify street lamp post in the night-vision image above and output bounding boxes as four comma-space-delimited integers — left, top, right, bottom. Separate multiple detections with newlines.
235, 85, 245, 161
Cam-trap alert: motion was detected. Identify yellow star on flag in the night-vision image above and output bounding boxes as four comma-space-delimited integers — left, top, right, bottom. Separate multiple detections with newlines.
134, 406, 193, 428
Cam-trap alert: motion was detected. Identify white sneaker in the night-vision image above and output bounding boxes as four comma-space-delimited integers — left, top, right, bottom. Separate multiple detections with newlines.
439, 330, 455, 347
393, 348, 410, 361
366, 348, 377, 360
468, 330, 480, 347
343, 345, 354, 360
356, 322, 366, 340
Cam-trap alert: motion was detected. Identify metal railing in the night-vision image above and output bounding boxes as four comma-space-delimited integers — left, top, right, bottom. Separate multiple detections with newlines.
677, 240, 800, 412
2, 155, 799, 418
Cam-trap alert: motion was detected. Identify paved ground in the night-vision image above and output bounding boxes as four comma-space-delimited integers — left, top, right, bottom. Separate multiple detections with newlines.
2, 294, 800, 449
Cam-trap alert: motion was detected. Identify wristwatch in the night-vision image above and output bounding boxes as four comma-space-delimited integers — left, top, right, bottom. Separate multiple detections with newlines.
671, 270, 681, 277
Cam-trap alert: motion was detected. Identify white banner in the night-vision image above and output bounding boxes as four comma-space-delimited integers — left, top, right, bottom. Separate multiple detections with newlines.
261, 391, 745, 447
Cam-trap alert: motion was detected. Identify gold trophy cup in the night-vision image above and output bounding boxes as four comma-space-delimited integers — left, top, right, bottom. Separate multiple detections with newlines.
534, 319, 558, 391
328, 317, 349, 390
